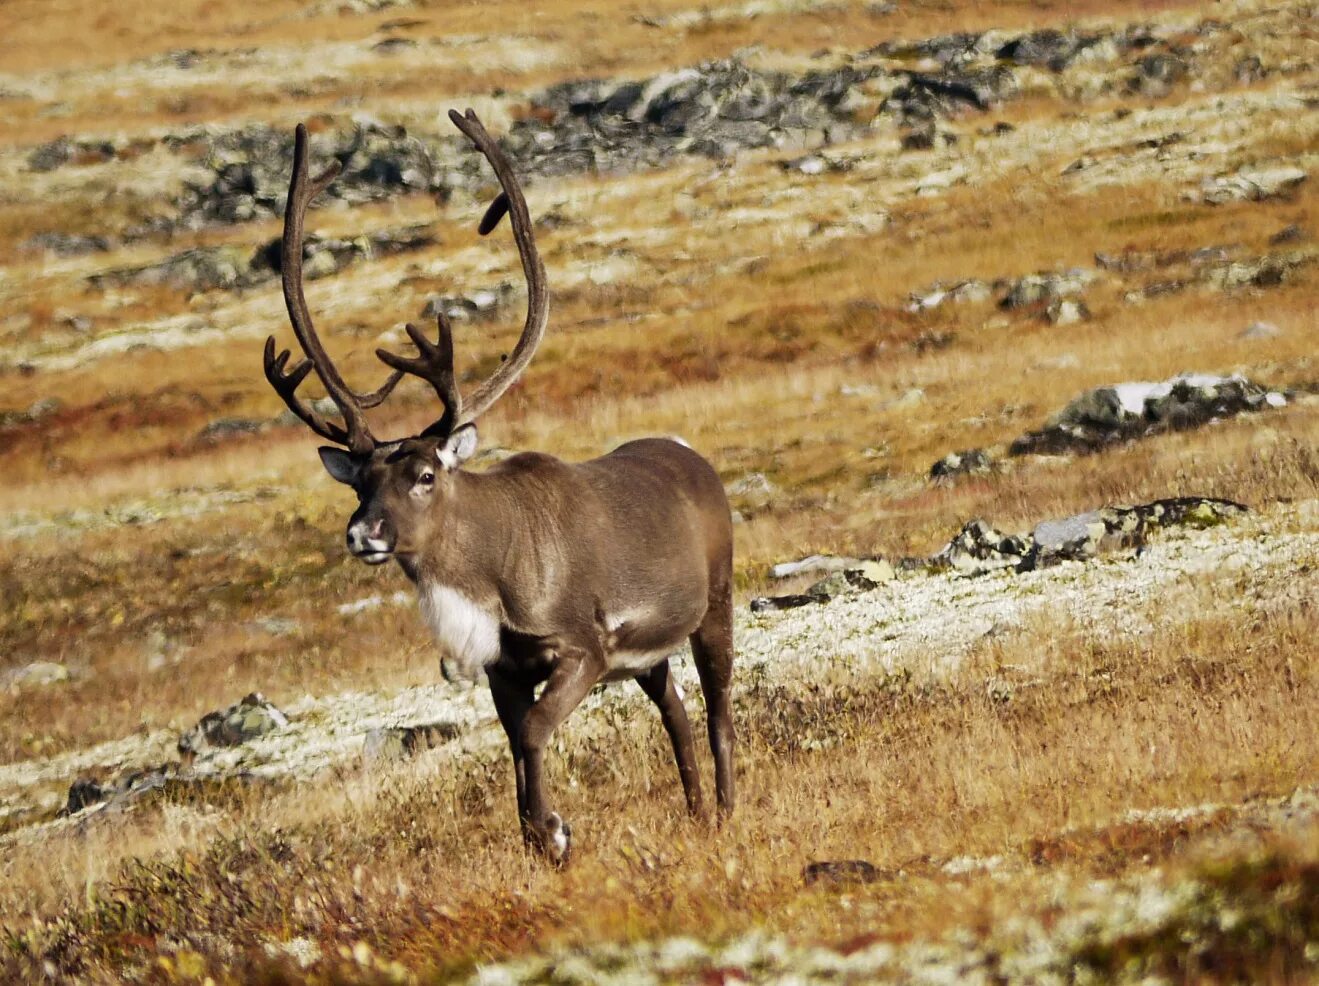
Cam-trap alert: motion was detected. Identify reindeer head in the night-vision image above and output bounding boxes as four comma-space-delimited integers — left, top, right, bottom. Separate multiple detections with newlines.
263, 110, 547, 567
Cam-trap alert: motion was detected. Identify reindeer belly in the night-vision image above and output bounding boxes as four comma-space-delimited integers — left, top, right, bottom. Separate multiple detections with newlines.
598, 603, 698, 682
418, 583, 501, 682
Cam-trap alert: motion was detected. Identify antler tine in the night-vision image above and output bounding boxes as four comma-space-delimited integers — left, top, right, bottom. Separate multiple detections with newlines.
263, 336, 351, 444
279, 123, 377, 454
354, 369, 405, 410
376, 313, 462, 439
446, 108, 549, 427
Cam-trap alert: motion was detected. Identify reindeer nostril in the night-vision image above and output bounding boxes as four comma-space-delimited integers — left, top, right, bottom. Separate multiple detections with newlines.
370, 519, 385, 539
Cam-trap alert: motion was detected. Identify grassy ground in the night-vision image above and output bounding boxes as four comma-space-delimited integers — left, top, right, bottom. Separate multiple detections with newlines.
0, 0, 1316, 980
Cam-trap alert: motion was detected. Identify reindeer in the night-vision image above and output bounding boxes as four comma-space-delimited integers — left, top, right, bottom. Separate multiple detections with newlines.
263, 110, 735, 863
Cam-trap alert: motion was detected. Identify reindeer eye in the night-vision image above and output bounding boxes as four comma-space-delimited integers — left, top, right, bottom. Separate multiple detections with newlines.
417, 471, 435, 487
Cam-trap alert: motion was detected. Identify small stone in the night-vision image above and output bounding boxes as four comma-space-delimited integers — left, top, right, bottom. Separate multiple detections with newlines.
4, 661, 71, 690
930, 448, 993, 482
726, 472, 777, 512
749, 594, 816, 613
769, 555, 861, 580
62, 778, 106, 815
1045, 298, 1089, 325
806, 572, 853, 601
804, 860, 882, 886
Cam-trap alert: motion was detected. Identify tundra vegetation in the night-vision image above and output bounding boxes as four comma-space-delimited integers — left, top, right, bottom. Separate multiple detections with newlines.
0, 0, 1315, 981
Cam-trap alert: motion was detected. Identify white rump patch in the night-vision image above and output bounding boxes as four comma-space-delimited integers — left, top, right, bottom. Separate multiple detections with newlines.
418, 584, 501, 682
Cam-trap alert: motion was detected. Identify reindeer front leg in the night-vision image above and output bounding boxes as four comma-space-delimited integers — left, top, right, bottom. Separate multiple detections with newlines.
488, 667, 535, 842
516, 645, 602, 866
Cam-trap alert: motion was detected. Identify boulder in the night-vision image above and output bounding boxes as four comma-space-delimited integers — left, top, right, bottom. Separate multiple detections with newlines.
1009, 374, 1287, 457
932, 519, 1032, 575
178, 692, 289, 759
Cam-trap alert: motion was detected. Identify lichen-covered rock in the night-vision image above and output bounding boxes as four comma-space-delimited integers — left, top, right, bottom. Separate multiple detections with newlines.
726, 472, 778, 512
89, 224, 435, 294
420, 282, 516, 323
929, 497, 1249, 576
929, 448, 994, 483
754, 559, 894, 611
21, 231, 112, 256
1200, 166, 1307, 204
905, 279, 991, 313
1010, 374, 1287, 457
1000, 268, 1095, 309
932, 519, 1033, 575
178, 692, 289, 758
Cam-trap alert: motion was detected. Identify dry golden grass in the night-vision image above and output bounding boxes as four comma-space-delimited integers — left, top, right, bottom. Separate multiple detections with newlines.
2, 571, 1315, 981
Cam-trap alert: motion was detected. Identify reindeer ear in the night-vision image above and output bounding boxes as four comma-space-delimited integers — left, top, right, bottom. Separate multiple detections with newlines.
437, 424, 478, 469
319, 446, 361, 485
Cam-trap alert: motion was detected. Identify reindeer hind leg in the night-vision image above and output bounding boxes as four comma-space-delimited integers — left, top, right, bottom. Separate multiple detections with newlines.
690, 588, 735, 817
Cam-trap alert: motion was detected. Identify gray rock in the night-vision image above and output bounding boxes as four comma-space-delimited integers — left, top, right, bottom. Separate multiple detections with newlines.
1045, 298, 1089, 325
421, 281, 515, 322
932, 519, 1032, 576
1000, 268, 1094, 309
90, 224, 435, 294
751, 561, 891, 612
929, 448, 993, 482
996, 30, 1097, 70
178, 692, 289, 758
26, 136, 116, 172
930, 497, 1248, 576
769, 555, 863, 580
1129, 52, 1187, 97
363, 721, 462, 763
1269, 224, 1306, 245
1032, 511, 1103, 550
1009, 374, 1287, 457
22, 231, 112, 255
804, 860, 882, 886
1198, 254, 1301, 292
249, 617, 302, 637
726, 472, 777, 512
907, 279, 991, 312
806, 571, 854, 601
1200, 167, 1307, 205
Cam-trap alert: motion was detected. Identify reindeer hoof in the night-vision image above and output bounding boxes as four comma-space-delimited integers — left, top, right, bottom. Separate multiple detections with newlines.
541, 812, 572, 867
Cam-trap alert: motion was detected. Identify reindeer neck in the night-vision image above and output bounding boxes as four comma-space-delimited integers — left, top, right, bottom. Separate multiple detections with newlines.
411, 468, 523, 599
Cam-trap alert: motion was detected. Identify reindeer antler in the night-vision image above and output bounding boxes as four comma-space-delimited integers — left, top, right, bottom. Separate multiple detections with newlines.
374, 109, 548, 438
263, 123, 402, 453
268, 112, 546, 449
